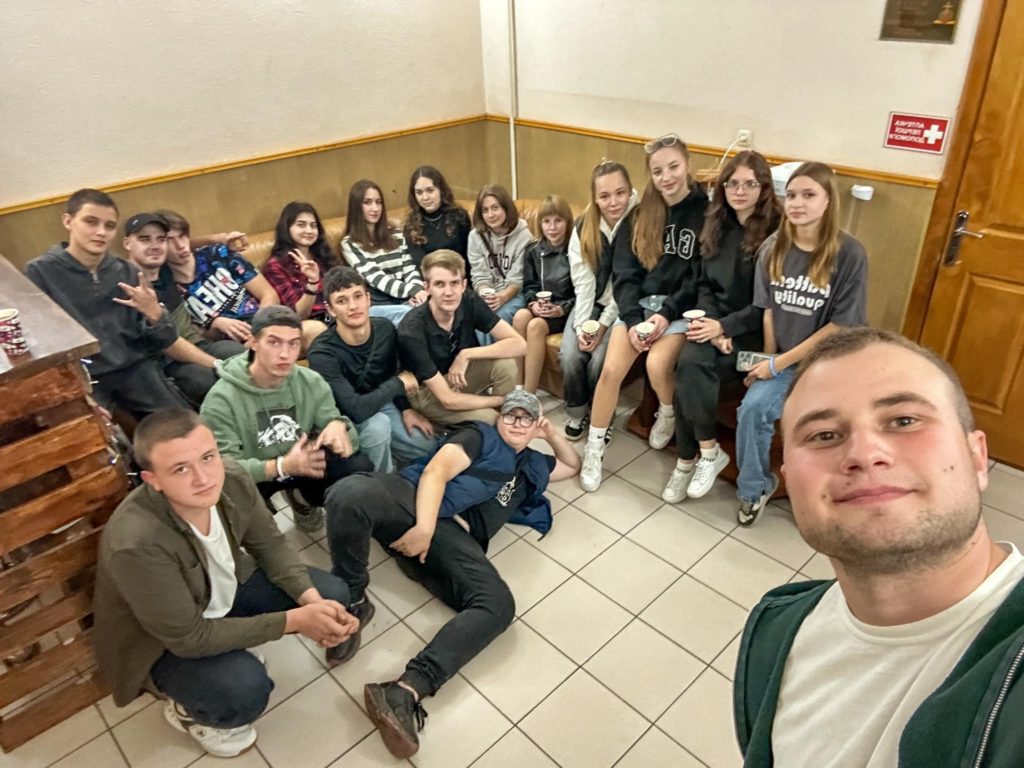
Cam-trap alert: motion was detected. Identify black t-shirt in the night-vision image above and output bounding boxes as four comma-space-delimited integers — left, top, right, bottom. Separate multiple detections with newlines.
406, 207, 472, 267
397, 292, 499, 381
447, 426, 556, 550
307, 319, 409, 424
152, 263, 183, 312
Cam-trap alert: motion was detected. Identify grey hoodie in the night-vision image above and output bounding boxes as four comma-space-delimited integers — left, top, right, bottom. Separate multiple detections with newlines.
25, 245, 177, 376
467, 219, 532, 294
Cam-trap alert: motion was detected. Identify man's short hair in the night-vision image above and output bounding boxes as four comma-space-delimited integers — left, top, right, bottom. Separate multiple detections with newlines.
324, 265, 368, 298
155, 209, 190, 236
67, 188, 118, 217
788, 327, 975, 432
134, 409, 207, 471
421, 249, 465, 279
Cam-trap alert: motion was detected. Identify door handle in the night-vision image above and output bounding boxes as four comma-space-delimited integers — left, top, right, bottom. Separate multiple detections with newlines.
944, 210, 985, 266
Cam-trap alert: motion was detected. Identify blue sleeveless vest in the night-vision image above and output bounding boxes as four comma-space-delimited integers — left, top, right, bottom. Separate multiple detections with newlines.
399, 422, 553, 535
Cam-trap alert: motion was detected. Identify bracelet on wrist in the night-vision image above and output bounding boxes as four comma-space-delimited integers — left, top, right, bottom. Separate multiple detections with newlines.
275, 455, 289, 479
303, 288, 317, 296
768, 357, 779, 377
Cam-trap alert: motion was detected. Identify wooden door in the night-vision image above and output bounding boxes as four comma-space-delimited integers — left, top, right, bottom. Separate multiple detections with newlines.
911, 0, 1024, 466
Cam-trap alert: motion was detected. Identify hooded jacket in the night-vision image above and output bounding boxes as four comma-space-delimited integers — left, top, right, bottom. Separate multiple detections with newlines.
735, 579, 1024, 767
613, 186, 709, 327
567, 189, 640, 333
467, 219, 532, 294
25, 246, 177, 376
696, 216, 764, 352
200, 353, 359, 483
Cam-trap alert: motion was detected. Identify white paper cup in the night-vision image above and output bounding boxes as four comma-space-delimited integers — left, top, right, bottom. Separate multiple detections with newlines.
682, 309, 706, 321
536, 291, 552, 305
636, 321, 655, 341
480, 287, 496, 297
580, 319, 600, 340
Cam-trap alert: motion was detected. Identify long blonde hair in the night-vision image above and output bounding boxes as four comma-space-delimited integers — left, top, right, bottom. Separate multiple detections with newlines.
578, 161, 632, 272
767, 162, 841, 289
632, 139, 691, 270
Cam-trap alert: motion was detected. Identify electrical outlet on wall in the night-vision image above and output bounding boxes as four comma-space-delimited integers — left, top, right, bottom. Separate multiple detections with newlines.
736, 129, 753, 147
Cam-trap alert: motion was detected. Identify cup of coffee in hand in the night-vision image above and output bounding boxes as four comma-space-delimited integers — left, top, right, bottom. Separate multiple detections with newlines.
682, 309, 706, 331
581, 319, 600, 342
536, 291, 552, 308
480, 287, 496, 299
636, 321, 656, 342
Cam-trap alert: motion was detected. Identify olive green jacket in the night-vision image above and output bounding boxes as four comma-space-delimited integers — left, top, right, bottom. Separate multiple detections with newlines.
93, 459, 312, 706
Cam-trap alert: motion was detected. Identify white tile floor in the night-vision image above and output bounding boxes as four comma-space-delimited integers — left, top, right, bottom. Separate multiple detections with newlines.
4, 396, 1023, 768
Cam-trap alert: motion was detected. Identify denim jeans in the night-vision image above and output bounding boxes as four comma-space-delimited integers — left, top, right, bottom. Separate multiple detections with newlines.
735, 368, 795, 502
357, 402, 438, 472
325, 473, 515, 698
477, 294, 526, 346
149, 567, 350, 727
369, 303, 413, 326
559, 306, 610, 411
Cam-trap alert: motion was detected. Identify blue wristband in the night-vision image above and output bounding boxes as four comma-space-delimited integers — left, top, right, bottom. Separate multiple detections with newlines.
769, 357, 779, 377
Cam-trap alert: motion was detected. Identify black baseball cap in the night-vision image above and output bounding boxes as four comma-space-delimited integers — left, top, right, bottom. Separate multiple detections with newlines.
250, 305, 303, 336
124, 212, 169, 236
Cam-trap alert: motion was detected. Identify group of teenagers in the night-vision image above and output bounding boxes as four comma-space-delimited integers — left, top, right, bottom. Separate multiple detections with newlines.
20, 133, 1024, 766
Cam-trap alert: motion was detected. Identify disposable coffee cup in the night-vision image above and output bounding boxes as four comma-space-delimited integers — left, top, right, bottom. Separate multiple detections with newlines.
536, 291, 552, 305
480, 287, 496, 298
636, 321, 655, 341
682, 309, 706, 321
581, 319, 600, 340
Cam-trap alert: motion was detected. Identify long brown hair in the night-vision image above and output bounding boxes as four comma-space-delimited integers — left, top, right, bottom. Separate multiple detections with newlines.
472, 184, 519, 234
579, 160, 632, 273
767, 162, 841, 289
344, 179, 399, 251
403, 165, 460, 246
631, 139, 690, 270
701, 150, 781, 260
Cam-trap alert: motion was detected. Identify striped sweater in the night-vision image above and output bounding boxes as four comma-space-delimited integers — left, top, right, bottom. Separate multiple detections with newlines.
340, 230, 424, 305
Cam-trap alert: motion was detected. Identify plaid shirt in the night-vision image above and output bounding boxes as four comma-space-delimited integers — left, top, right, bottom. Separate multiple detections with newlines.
263, 252, 330, 319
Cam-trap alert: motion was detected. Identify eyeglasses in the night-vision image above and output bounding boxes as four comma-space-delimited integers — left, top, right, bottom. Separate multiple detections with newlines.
644, 133, 681, 154
500, 412, 536, 428
723, 180, 761, 191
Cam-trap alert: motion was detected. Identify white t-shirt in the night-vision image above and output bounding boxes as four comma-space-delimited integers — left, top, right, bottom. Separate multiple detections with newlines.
772, 543, 1024, 767
188, 506, 238, 619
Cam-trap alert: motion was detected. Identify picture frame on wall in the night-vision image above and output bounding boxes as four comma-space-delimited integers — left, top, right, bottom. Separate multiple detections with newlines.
880, 0, 961, 43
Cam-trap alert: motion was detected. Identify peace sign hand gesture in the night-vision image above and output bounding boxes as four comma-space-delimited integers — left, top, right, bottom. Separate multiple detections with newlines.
288, 249, 321, 284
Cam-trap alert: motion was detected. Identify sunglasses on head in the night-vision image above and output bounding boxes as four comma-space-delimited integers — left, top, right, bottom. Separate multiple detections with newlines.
644, 133, 681, 154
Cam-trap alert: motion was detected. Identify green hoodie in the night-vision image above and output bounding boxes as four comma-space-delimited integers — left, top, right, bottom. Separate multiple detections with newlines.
200, 353, 359, 482
735, 579, 1024, 767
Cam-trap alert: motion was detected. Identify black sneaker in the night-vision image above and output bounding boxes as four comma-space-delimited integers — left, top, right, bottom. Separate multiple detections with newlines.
564, 413, 590, 442
326, 596, 375, 666
283, 488, 324, 533
364, 681, 428, 758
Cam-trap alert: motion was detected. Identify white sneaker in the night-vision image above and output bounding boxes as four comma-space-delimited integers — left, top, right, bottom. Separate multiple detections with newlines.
648, 410, 675, 450
163, 700, 257, 758
687, 449, 730, 499
580, 441, 605, 492
661, 463, 696, 503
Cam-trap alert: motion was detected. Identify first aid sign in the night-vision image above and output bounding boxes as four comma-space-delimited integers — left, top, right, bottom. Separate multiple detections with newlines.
884, 113, 950, 154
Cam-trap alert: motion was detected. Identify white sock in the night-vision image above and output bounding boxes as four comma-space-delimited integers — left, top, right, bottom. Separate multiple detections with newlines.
657, 403, 674, 416
676, 458, 694, 470
588, 426, 608, 444
700, 445, 718, 460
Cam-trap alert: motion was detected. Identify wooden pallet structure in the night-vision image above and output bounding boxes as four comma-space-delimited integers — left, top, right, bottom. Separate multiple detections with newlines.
0, 256, 130, 753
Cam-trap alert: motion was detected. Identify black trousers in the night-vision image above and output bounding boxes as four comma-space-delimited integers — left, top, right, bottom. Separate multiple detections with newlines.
258, 448, 373, 508
673, 341, 744, 459
92, 358, 191, 419
164, 339, 244, 408
324, 473, 515, 697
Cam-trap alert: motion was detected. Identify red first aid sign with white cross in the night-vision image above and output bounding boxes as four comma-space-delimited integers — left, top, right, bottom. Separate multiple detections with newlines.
884, 113, 950, 154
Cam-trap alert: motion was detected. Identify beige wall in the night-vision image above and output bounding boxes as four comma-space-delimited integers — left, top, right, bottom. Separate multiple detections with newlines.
0, 122, 491, 271
483, 0, 981, 179
1, 0, 484, 207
